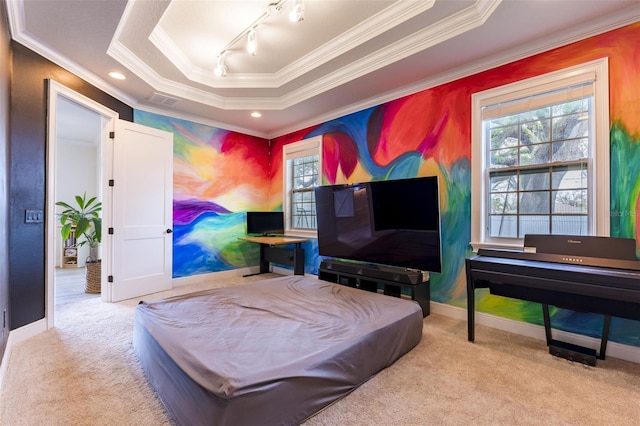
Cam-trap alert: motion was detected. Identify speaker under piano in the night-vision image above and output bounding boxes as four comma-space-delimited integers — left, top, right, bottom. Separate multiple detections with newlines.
466, 234, 640, 366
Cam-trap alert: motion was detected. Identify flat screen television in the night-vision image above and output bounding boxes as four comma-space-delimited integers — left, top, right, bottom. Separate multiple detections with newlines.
246, 211, 285, 236
315, 176, 442, 272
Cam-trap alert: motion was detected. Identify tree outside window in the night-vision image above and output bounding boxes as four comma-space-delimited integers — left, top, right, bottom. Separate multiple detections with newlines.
471, 59, 610, 250
283, 136, 322, 237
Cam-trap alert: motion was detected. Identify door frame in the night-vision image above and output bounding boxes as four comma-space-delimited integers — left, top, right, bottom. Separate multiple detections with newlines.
46, 80, 119, 328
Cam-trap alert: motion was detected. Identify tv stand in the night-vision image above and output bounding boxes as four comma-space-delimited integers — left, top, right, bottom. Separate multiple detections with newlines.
318, 259, 430, 317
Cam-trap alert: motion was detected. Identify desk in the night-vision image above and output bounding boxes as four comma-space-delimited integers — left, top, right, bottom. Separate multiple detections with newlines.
239, 236, 308, 276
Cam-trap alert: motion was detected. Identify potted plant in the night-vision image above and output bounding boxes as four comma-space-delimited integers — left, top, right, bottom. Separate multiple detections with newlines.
56, 192, 102, 293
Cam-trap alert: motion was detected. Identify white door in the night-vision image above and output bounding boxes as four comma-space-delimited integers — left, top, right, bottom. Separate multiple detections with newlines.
108, 119, 173, 302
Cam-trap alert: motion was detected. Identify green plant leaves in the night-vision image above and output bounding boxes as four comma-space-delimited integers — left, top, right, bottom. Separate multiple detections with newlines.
56, 192, 102, 249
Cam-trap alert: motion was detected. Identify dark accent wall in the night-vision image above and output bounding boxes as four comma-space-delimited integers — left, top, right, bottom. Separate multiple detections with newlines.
1, 2, 11, 359
9, 41, 133, 329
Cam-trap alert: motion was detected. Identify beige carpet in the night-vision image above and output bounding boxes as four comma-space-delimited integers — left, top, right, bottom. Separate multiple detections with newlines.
1, 274, 639, 426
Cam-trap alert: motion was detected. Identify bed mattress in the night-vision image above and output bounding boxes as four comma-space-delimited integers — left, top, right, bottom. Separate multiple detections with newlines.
133, 275, 423, 425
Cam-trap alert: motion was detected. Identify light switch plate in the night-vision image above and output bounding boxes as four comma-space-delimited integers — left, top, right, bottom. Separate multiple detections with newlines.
25, 209, 43, 223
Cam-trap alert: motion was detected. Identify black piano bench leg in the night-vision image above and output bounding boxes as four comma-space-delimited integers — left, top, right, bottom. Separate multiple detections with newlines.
598, 315, 612, 360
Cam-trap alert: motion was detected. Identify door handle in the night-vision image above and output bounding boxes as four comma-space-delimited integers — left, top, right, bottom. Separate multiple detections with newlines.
166, 229, 173, 234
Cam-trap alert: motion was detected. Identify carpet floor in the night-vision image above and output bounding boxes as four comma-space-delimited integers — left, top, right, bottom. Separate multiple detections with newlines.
1, 273, 639, 425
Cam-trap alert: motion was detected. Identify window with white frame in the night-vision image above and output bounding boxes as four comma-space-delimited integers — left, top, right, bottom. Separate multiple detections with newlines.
283, 136, 322, 237
471, 59, 610, 250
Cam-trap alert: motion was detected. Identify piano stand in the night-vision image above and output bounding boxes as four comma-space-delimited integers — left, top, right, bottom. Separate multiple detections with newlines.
543, 304, 612, 366
466, 234, 640, 368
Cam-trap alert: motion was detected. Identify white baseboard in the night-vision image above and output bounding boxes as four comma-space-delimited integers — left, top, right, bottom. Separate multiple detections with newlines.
173, 265, 304, 288
0, 334, 9, 394
171, 266, 298, 289
0, 318, 47, 393
430, 301, 640, 364
172, 267, 257, 288
5, 318, 47, 345
271, 266, 296, 276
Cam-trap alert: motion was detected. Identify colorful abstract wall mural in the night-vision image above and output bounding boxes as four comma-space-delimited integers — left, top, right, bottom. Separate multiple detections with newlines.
271, 96, 472, 301
134, 23, 638, 348
271, 23, 640, 347
134, 110, 271, 277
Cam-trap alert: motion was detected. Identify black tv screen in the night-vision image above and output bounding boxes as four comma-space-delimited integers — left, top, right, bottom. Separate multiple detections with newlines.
246, 211, 284, 236
315, 176, 442, 272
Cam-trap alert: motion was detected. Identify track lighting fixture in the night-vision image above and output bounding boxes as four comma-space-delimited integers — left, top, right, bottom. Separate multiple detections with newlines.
214, 0, 305, 77
247, 28, 258, 56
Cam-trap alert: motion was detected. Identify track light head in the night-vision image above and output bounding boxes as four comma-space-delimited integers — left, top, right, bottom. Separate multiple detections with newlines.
267, 2, 282, 16
289, 0, 304, 22
214, 54, 227, 77
247, 28, 258, 56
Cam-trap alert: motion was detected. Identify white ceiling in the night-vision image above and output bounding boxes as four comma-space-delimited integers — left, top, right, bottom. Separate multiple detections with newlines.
7, 0, 640, 139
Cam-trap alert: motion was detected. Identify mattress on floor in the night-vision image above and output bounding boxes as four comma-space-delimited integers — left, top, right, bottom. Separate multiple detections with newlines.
133, 275, 423, 425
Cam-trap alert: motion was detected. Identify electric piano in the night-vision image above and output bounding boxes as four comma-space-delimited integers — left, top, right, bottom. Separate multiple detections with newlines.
466, 235, 640, 366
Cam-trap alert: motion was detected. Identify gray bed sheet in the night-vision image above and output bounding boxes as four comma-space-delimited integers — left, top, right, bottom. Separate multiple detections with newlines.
133, 275, 423, 426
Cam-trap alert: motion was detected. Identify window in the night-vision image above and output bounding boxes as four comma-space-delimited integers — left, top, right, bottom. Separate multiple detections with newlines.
283, 136, 322, 237
471, 59, 609, 250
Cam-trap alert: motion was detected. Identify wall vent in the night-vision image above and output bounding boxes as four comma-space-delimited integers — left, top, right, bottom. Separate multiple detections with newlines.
148, 92, 180, 106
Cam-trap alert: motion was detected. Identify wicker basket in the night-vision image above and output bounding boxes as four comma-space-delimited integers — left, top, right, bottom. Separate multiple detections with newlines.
85, 260, 101, 294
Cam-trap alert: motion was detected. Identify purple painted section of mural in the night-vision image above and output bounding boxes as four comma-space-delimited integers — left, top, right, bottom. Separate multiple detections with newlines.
174, 199, 231, 225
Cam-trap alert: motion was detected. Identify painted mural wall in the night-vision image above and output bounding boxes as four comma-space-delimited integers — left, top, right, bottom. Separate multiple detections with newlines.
134, 23, 638, 347
134, 111, 272, 278
270, 23, 640, 347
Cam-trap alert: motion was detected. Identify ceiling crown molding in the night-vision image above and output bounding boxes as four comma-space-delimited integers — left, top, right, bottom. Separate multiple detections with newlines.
108, 0, 502, 112
147, 0, 437, 89
276, 0, 502, 108
9, 0, 637, 139
7, 0, 136, 107
271, 2, 640, 139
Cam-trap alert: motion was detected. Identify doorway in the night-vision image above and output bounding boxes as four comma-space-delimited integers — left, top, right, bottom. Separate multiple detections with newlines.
54, 97, 102, 307
46, 80, 118, 329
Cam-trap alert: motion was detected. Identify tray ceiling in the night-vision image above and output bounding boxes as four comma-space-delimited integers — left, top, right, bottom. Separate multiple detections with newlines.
7, 0, 640, 138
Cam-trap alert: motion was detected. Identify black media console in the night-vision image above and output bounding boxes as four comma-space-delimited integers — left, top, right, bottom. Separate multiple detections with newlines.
318, 259, 430, 317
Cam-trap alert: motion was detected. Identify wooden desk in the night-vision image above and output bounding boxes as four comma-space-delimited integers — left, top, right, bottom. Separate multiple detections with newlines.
239, 236, 308, 276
